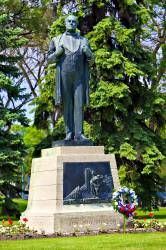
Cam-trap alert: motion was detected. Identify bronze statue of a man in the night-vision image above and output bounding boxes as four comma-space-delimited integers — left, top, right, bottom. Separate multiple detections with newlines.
48, 15, 93, 141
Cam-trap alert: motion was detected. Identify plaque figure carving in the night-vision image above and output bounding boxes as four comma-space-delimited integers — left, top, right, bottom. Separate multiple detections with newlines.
64, 167, 113, 204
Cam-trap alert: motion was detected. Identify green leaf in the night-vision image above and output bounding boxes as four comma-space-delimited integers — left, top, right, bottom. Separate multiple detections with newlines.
120, 143, 137, 160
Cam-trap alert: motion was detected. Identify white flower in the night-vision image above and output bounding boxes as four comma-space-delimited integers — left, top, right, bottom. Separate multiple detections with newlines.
112, 192, 119, 199
85, 223, 90, 227
124, 187, 129, 192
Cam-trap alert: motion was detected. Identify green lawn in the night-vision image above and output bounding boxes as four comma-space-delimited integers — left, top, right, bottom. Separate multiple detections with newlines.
12, 198, 27, 213
135, 207, 166, 222
0, 198, 27, 220
0, 233, 165, 250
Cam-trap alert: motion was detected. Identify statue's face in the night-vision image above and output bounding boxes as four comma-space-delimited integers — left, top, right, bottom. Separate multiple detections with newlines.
65, 15, 78, 33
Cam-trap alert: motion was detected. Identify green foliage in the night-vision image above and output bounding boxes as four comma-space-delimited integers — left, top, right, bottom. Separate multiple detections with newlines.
32, 0, 165, 210
85, 3, 165, 209
52, 117, 65, 141
50, 16, 66, 38
21, 126, 47, 174
33, 64, 56, 129
90, 81, 130, 112
160, 160, 166, 184
142, 145, 165, 175
35, 65, 56, 113
119, 143, 137, 160
0, 0, 29, 212
23, 127, 47, 147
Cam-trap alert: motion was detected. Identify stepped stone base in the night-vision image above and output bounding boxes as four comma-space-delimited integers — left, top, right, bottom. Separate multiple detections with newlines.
21, 146, 122, 234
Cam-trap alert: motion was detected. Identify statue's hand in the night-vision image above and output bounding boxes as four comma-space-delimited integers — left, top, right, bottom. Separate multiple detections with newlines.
56, 45, 64, 57
82, 45, 93, 60
82, 45, 89, 54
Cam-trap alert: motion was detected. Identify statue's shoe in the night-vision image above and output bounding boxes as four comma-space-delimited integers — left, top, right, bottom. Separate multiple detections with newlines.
64, 132, 74, 141
74, 134, 89, 141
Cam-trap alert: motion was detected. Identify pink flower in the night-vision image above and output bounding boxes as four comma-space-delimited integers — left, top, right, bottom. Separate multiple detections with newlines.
22, 217, 28, 223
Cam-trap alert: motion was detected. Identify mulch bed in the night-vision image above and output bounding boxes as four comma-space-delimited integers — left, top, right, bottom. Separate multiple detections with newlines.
0, 228, 166, 240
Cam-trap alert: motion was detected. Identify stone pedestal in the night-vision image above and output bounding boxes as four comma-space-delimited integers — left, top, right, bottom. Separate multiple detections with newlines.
22, 146, 122, 233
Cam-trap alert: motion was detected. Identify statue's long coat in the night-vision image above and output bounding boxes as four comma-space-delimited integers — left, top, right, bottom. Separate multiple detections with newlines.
48, 33, 90, 106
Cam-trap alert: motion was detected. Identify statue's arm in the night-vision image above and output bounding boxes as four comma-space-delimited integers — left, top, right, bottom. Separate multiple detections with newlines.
47, 38, 64, 64
47, 39, 56, 64
82, 38, 94, 62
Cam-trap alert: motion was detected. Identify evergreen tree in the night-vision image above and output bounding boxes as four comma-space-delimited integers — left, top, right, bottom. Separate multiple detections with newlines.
0, 0, 29, 214
35, 0, 166, 209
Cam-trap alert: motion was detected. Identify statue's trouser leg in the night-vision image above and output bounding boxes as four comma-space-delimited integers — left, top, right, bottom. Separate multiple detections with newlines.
74, 81, 83, 137
61, 73, 74, 136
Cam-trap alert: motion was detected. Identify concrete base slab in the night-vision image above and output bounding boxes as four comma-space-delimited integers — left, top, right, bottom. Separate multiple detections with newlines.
22, 209, 122, 234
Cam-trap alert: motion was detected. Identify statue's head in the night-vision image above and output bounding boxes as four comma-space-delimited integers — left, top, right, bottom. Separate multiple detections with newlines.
65, 15, 78, 33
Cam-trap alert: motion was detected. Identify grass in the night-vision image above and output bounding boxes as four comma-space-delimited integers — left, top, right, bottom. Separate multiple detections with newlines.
0, 198, 27, 220
135, 207, 166, 222
0, 202, 165, 249
12, 198, 27, 213
0, 233, 165, 250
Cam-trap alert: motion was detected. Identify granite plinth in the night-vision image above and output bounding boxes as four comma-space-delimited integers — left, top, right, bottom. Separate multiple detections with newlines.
21, 146, 122, 234
52, 140, 93, 147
